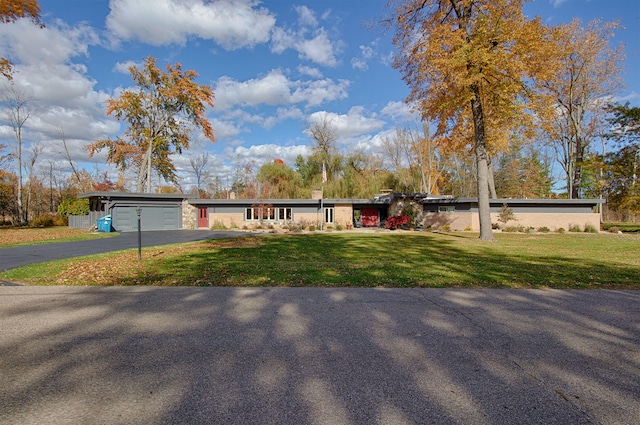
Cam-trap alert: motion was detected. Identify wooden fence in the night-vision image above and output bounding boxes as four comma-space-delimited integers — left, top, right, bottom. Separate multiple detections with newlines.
68, 211, 107, 229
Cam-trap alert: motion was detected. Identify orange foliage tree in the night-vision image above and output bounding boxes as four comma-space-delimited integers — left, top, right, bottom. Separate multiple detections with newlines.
387, 0, 555, 240
534, 19, 625, 199
1, 0, 41, 80
88, 56, 215, 193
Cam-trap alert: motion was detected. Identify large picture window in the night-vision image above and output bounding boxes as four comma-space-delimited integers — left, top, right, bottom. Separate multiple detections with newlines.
245, 207, 293, 222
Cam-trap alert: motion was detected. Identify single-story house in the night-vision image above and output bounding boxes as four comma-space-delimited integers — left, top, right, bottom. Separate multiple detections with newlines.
77, 191, 603, 232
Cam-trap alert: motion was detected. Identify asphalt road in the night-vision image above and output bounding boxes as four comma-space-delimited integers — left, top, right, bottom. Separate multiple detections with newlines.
1, 287, 638, 425
0, 230, 247, 271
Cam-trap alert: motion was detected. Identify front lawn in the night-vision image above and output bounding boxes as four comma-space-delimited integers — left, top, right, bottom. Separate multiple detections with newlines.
0, 227, 116, 248
2, 232, 639, 289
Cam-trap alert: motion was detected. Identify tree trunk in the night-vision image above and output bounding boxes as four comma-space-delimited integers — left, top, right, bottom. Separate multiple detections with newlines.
146, 141, 152, 193
571, 137, 584, 199
136, 141, 153, 193
17, 130, 25, 225
470, 84, 495, 241
487, 157, 497, 198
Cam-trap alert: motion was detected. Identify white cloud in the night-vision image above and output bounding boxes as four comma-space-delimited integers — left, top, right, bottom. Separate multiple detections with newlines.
351, 42, 389, 72
270, 6, 341, 67
295, 5, 318, 28
106, 0, 276, 49
263, 107, 304, 129
0, 19, 118, 150
228, 143, 310, 167
381, 101, 421, 122
214, 69, 349, 110
297, 65, 323, 78
210, 117, 243, 140
308, 107, 385, 140
0, 19, 99, 66
113, 60, 143, 74
351, 57, 368, 71
296, 31, 337, 66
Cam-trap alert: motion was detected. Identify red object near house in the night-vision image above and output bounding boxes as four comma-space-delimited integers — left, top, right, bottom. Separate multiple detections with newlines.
361, 207, 379, 227
385, 215, 411, 230
198, 207, 209, 228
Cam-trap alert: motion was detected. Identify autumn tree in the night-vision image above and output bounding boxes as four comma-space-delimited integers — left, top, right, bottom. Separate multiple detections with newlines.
88, 56, 215, 193
601, 103, 640, 217
0, 142, 10, 168
439, 153, 477, 197
1, 0, 41, 80
493, 137, 553, 198
387, 0, 553, 240
257, 159, 304, 198
380, 128, 414, 191
536, 19, 625, 199
606, 102, 640, 146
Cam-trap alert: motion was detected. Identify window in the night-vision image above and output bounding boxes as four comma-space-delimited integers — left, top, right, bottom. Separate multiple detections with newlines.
245, 208, 258, 220
278, 207, 292, 221
438, 206, 455, 213
324, 207, 334, 224
246, 207, 293, 221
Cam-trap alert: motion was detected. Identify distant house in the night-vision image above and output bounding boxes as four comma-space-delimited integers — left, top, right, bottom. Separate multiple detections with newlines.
77, 191, 603, 232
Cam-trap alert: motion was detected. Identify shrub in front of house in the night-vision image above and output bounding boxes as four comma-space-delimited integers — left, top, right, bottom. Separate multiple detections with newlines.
385, 215, 411, 230
210, 220, 228, 230
584, 223, 599, 233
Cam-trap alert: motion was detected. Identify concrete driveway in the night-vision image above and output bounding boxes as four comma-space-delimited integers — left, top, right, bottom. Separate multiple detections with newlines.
1, 287, 638, 424
0, 230, 247, 271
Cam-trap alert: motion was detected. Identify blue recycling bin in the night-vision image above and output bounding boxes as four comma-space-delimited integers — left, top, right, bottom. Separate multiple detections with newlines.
97, 215, 112, 233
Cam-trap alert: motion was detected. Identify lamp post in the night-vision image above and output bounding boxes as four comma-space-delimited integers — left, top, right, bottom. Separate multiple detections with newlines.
136, 206, 142, 260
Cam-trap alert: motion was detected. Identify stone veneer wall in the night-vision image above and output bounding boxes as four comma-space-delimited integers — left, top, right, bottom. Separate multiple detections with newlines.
182, 200, 197, 229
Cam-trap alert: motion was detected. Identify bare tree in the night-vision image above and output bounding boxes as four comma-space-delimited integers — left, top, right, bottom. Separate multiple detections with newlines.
2, 85, 33, 224
306, 115, 337, 159
24, 143, 43, 222
189, 153, 211, 196
56, 126, 92, 192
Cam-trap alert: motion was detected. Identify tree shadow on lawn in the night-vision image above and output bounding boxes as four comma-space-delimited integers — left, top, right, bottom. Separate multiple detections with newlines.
115, 233, 639, 288
1, 286, 638, 424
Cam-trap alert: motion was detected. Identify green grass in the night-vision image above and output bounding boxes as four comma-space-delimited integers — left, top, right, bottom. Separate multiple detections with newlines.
2, 232, 639, 289
602, 222, 640, 233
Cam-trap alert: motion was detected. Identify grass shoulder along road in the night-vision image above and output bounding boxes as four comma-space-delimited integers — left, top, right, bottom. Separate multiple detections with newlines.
1, 231, 638, 289
0, 227, 116, 248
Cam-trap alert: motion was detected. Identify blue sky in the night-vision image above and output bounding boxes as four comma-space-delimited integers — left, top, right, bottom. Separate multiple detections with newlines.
0, 0, 638, 191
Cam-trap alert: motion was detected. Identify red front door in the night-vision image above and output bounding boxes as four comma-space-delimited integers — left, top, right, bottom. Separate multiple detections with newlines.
198, 207, 209, 228
361, 207, 379, 227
